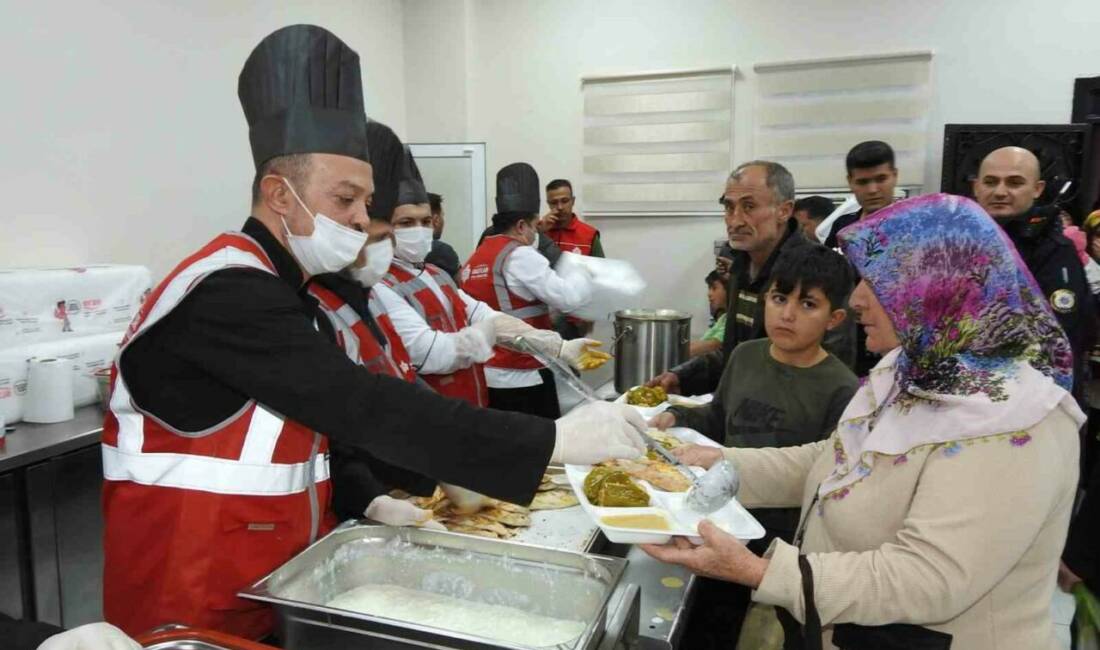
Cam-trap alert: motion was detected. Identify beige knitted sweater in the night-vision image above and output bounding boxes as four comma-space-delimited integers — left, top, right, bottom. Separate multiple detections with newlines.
728, 406, 1080, 649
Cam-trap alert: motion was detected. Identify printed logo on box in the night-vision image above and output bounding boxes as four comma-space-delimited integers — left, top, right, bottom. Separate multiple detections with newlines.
83, 299, 102, 311
0, 387, 10, 399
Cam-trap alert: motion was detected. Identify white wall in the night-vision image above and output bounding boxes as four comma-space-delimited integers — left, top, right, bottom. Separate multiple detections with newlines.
0, 0, 406, 280
403, 0, 471, 142
407, 0, 1100, 333
5, 0, 1100, 330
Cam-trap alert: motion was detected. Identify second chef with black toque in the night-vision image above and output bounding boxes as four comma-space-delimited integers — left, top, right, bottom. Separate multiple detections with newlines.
462, 163, 597, 418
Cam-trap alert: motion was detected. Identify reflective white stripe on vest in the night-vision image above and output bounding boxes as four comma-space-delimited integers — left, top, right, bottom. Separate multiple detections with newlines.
317, 303, 362, 362
113, 238, 276, 456
102, 444, 329, 496
491, 242, 550, 319
237, 405, 285, 464
106, 236, 330, 496
388, 273, 457, 327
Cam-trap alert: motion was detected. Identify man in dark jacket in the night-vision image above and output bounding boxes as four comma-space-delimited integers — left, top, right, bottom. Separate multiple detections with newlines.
974, 146, 1095, 397
649, 161, 855, 396
424, 192, 461, 280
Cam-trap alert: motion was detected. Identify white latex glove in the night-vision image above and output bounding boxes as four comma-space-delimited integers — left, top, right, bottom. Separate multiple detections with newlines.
440, 483, 493, 514
364, 495, 446, 530
560, 338, 602, 370
515, 328, 564, 358
551, 401, 647, 465
452, 319, 496, 365
492, 313, 537, 343
38, 622, 141, 650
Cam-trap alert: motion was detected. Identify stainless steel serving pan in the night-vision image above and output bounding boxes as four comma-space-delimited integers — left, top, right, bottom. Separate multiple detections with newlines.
240, 523, 634, 650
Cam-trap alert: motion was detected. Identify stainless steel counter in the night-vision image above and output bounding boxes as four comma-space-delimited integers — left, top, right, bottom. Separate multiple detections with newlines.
0, 406, 104, 473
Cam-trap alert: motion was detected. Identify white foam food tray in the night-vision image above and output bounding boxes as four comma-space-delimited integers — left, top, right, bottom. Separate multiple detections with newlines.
564, 427, 764, 545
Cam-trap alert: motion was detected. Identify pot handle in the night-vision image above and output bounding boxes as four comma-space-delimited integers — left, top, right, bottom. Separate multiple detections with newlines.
610, 324, 633, 348
679, 322, 692, 346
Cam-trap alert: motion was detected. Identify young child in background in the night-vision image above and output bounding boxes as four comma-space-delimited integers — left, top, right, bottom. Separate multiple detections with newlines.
652, 243, 858, 547
689, 270, 729, 358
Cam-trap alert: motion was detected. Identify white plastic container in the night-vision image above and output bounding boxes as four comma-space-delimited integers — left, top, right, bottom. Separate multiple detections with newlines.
565, 426, 763, 544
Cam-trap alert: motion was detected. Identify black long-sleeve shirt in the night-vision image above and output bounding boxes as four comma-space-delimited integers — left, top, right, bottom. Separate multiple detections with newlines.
119, 218, 554, 505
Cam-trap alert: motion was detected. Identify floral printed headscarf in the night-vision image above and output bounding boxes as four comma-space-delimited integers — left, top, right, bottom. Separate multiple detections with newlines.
818, 194, 1083, 499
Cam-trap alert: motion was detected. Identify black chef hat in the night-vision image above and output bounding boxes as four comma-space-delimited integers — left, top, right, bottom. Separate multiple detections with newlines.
238, 25, 368, 169
495, 163, 540, 214
397, 147, 429, 208
366, 120, 405, 221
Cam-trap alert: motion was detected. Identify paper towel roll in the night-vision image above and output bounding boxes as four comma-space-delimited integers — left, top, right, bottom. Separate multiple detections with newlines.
24, 357, 75, 423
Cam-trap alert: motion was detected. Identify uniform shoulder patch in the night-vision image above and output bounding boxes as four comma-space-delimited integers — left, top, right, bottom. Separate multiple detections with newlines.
1050, 289, 1077, 313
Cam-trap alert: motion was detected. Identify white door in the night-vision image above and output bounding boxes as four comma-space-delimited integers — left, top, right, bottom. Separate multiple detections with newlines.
408, 143, 487, 267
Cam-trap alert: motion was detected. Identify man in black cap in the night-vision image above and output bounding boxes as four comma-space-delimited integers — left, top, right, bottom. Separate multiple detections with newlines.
462, 163, 597, 417
100, 25, 645, 639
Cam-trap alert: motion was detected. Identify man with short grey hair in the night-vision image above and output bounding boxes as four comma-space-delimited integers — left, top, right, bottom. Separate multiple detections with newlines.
648, 160, 854, 396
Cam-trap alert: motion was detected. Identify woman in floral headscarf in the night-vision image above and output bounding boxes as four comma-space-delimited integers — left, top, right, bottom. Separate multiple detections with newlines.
644, 194, 1084, 649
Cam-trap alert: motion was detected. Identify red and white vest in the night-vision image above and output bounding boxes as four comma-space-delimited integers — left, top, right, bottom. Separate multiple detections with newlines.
101, 232, 334, 640
382, 263, 489, 406
461, 235, 553, 371
307, 282, 416, 382
547, 214, 599, 256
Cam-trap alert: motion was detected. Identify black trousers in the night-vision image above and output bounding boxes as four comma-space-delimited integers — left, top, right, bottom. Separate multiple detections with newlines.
488, 368, 561, 419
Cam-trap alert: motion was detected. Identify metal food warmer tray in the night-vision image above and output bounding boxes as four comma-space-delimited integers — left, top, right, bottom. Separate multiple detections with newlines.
241, 523, 641, 650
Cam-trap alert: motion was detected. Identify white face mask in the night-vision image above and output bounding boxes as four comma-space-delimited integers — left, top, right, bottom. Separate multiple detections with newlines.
279, 178, 368, 276
393, 226, 434, 264
352, 239, 394, 287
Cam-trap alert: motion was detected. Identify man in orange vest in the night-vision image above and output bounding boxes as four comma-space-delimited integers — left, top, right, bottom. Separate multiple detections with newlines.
541, 179, 604, 338
101, 25, 646, 639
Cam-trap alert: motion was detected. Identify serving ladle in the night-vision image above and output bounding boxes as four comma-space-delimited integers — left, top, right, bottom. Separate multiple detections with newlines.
684, 459, 740, 514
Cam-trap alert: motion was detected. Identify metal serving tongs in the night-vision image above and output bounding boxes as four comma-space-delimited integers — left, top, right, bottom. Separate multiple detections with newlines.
513, 335, 706, 484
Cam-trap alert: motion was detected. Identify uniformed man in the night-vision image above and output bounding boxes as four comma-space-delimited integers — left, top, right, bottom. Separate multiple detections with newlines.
100, 25, 645, 639
974, 146, 1096, 393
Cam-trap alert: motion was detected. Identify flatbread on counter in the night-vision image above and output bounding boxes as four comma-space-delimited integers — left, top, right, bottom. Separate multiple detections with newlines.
529, 489, 580, 510
436, 513, 516, 539
480, 507, 532, 527
405, 471, 571, 538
